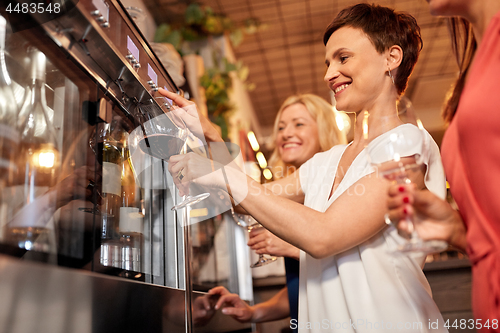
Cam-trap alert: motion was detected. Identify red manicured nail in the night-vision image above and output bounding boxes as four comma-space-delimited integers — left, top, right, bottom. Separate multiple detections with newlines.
403, 208, 408, 215
403, 197, 410, 204
398, 186, 405, 192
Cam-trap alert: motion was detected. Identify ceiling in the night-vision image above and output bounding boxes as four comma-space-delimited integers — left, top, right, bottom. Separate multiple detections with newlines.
142, 0, 458, 145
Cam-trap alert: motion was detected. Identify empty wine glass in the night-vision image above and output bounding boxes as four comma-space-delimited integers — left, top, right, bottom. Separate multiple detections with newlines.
230, 207, 277, 268
128, 102, 209, 210
365, 97, 448, 254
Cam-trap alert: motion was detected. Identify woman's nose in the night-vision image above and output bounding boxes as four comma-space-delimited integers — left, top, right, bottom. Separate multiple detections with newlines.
324, 64, 339, 84
282, 124, 294, 138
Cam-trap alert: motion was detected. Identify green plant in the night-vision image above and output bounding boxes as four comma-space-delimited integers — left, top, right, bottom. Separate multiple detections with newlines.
155, 3, 261, 140
154, 4, 264, 53
199, 58, 254, 139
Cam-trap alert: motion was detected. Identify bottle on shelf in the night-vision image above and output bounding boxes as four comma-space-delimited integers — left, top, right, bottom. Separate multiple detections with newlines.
119, 138, 143, 274
5, 47, 60, 253
16, 47, 60, 188
98, 116, 127, 269
119, 206, 143, 274
100, 119, 124, 241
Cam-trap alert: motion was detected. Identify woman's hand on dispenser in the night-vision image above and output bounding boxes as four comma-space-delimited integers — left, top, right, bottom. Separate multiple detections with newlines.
248, 228, 300, 260
158, 88, 223, 143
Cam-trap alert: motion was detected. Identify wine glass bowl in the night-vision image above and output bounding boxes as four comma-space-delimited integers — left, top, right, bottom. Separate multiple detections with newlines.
230, 208, 277, 268
133, 104, 188, 160
366, 98, 448, 254
128, 103, 209, 211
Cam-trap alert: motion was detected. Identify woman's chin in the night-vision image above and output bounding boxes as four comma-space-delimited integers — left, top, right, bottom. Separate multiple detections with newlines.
281, 156, 300, 167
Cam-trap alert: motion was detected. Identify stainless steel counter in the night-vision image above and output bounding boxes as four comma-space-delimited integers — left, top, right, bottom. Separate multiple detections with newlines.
0, 254, 250, 333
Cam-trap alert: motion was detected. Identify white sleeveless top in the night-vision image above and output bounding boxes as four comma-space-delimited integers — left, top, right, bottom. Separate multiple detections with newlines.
297, 125, 448, 333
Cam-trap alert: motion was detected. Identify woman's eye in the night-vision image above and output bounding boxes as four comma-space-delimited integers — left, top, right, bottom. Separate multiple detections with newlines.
340, 56, 349, 64
296, 123, 304, 127
278, 127, 284, 131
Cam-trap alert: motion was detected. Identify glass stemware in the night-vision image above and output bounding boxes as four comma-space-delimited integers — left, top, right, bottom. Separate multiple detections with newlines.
230, 207, 277, 268
128, 101, 209, 210
365, 97, 448, 254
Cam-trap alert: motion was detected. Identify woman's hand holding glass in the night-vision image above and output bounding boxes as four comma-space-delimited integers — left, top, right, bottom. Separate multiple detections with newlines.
167, 152, 226, 197
366, 98, 448, 254
248, 228, 300, 260
387, 183, 467, 251
230, 208, 277, 267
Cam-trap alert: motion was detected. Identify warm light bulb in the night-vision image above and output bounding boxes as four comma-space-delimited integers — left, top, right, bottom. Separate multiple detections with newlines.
263, 168, 272, 180
38, 151, 55, 168
247, 131, 260, 151
256, 152, 267, 169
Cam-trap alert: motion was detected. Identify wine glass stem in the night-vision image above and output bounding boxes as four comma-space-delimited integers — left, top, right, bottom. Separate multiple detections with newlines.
399, 176, 423, 244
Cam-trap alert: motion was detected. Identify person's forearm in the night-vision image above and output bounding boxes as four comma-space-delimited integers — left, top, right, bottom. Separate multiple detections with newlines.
205, 126, 224, 143
224, 167, 322, 256
251, 288, 290, 323
223, 165, 387, 259
288, 247, 300, 260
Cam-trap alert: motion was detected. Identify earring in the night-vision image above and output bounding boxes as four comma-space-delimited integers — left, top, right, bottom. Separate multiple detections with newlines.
387, 68, 395, 85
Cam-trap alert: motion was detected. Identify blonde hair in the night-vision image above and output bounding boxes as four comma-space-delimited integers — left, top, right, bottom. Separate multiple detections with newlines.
268, 94, 346, 179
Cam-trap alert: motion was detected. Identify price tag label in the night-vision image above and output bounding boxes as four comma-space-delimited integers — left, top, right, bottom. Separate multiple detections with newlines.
147, 64, 157, 86
126, 35, 139, 62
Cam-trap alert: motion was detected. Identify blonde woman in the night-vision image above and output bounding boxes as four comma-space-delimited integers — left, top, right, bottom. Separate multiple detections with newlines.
210, 94, 345, 329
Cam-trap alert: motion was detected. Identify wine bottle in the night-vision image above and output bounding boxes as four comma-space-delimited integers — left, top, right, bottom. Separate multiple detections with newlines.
119, 206, 143, 273
8, 47, 59, 253
16, 47, 60, 188
121, 145, 138, 208
100, 120, 123, 240
119, 140, 143, 273
0, 15, 20, 186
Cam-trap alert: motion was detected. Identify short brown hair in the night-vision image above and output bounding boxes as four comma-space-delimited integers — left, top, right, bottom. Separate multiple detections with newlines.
323, 3, 422, 95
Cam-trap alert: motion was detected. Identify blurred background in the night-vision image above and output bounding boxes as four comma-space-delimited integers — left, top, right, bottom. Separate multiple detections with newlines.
131, 0, 455, 153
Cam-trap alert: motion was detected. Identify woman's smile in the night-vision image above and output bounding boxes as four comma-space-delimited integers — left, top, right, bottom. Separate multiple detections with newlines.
276, 103, 321, 168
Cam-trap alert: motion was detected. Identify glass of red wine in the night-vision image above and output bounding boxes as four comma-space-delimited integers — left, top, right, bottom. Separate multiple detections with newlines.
130, 103, 210, 210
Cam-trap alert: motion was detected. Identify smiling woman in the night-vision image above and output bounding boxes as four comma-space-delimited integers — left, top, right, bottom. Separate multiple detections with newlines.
268, 94, 345, 178
162, 3, 448, 333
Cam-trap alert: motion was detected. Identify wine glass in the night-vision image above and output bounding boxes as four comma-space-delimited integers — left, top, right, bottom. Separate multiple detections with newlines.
365, 97, 448, 254
230, 207, 277, 268
128, 102, 210, 210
